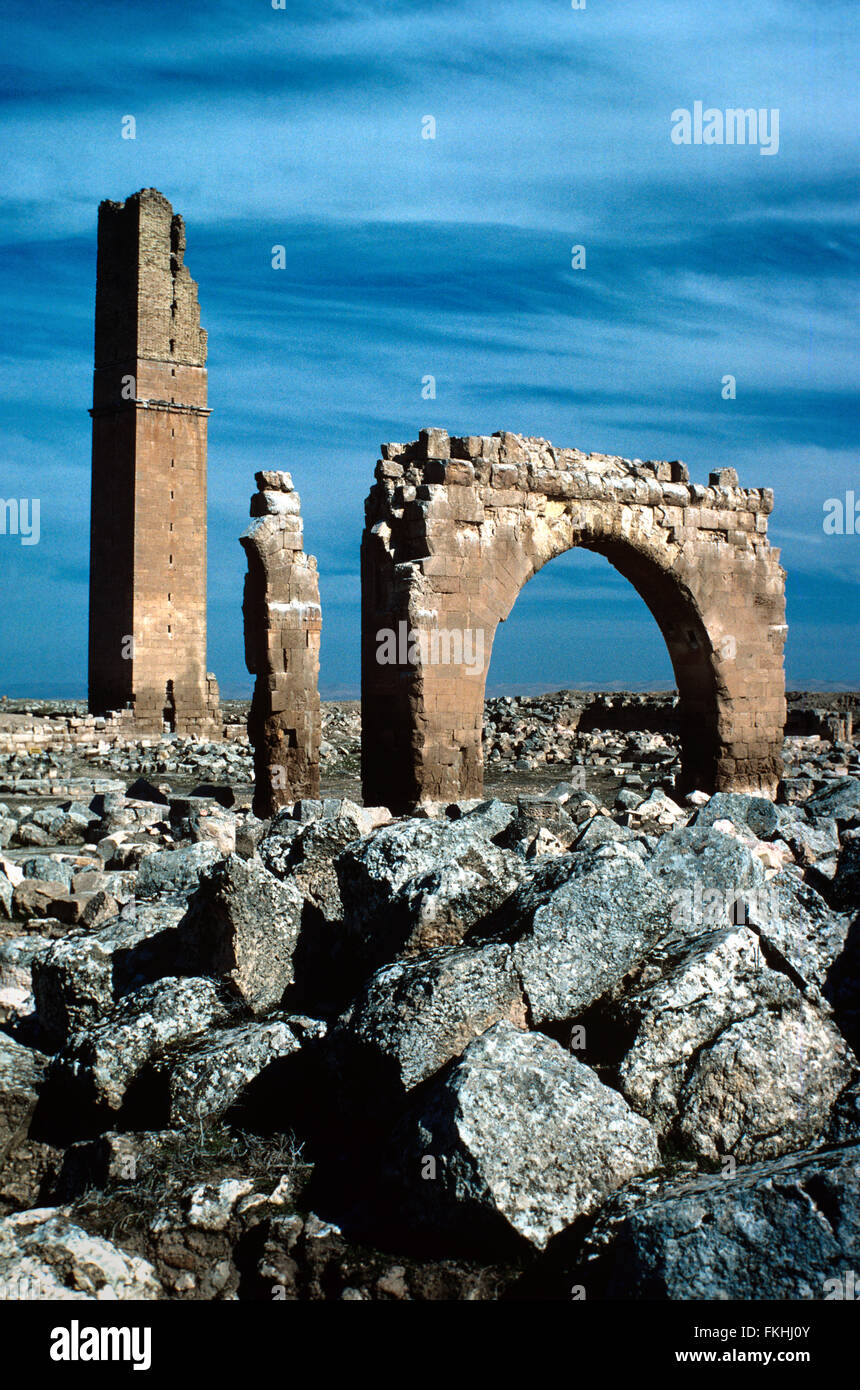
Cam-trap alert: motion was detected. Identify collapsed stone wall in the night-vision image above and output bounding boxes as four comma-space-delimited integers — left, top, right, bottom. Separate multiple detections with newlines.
786, 703, 854, 743
0, 708, 141, 758
361, 428, 787, 813
240, 472, 321, 816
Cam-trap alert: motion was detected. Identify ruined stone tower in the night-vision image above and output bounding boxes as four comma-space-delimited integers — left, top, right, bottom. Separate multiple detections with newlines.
88, 188, 219, 734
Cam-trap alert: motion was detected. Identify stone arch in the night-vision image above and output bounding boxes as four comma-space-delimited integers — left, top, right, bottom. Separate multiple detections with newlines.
361, 429, 786, 814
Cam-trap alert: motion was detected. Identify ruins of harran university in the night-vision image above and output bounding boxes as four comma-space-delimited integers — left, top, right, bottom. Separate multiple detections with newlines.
86, 188, 788, 815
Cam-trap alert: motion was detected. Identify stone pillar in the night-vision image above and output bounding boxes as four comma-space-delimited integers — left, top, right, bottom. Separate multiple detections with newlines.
241, 471, 321, 817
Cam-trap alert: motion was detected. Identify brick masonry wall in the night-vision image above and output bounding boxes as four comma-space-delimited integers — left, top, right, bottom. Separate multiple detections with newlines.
361, 428, 787, 812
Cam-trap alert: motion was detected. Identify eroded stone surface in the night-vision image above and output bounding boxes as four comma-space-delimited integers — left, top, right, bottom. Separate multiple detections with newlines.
581, 1144, 860, 1300
0, 1207, 162, 1299
388, 1021, 660, 1250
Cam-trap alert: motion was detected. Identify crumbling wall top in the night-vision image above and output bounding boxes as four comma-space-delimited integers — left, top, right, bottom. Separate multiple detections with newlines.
373, 428, 774, 515
94, 187, 206, 369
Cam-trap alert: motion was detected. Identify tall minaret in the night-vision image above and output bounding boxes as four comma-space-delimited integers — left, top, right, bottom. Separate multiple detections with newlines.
88, 188, 218, 734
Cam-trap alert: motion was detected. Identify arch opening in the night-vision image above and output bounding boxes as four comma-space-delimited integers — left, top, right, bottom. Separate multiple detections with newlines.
482, 534, 722, 796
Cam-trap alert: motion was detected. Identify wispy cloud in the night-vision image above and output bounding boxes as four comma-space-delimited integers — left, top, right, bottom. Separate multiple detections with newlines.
0, 0, 856, 695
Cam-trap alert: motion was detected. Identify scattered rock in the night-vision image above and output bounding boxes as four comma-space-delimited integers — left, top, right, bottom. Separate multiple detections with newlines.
33, 901, 185, 1044
805, 777, 860, 826
474, 847, 669, 1027
339, 816, 529, 965
581, 1143, 860, 1300
335, 943, 527, 1095
47, 976, 234, 1122
690, 791, 789, 840
388, 1022, 659, 1250
155, 1018, 303, 1126
136, 843, 224, 900
596, 925, 852, 1162
0, 1032, 58, 1211
178, 855, 303, 1014
11, 879, 69, 921
0, 1207, 162, 1298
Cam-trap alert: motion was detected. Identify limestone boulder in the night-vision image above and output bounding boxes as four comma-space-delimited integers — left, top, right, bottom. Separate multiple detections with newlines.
597, 925, 852, 1162
453, 798, 518, 839
473, 845, 669, 1027
753, 865, 851, 993
674, 998, 854, 1163
173, 800, 237, 856
235, 813, 268, 860
178, 854, 303, 1015
153, 1017, 305, 1126
0, 1031, 58, 1212
260, 800, 372, 923
32, 900, 185, 1043
0, 1208, 162, 1299
11, 822, 51, 848
0, 857, 23, 890
0, 933, 50, 1022
650, 824, 766, 935
334, 942, 527, 1095
628, 787, 687, 829
17, 802, 93, 847
388, 1022, 659, 1250
0, 1031, 46, 1159
581, 1144, 860, 1300
780, 815, 840, 868
95, 798, 167, 838
20, 855, 79, 890
136, 842, 223, 900
47, 976, 233, 1120
690, 791, 790, 840
804, 776, 860, 826
11, 878, 69, 921
338, 815, 531, 966
493, 797, 580, 856
572, 814, 640, 852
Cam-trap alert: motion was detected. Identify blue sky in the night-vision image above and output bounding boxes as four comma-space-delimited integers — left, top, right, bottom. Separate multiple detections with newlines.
0, 0, 857, 697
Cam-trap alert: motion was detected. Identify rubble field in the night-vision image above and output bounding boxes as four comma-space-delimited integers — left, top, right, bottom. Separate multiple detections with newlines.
0, 689, 858, 1300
